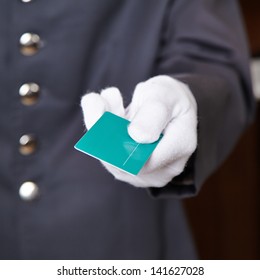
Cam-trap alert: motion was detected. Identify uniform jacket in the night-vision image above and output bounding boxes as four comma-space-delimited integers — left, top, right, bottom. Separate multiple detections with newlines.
0, 0, 255, 259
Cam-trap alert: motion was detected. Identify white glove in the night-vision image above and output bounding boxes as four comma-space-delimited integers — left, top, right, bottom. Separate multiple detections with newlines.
81, 75, 197, 187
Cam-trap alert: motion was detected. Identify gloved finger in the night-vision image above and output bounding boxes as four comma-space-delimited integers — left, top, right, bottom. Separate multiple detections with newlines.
100, 160, 150, 187
127, 76, 196, 121
101, 158, 185, 188
127, 101, 172, 143
126, 76, 190, 144
143, 111, 197, 173
141, 154, 188, 178
100, 87, 125, 118
81, 93, 107, 130
135, 161, 184, 187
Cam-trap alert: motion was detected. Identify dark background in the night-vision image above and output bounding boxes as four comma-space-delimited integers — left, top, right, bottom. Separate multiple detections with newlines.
184, 0, 260, 260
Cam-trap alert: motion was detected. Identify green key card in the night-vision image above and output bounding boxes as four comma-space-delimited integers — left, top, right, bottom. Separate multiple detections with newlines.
74, 112, 162, 175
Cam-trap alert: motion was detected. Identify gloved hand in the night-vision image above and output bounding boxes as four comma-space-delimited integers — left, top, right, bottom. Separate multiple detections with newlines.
81, 75, 197, 187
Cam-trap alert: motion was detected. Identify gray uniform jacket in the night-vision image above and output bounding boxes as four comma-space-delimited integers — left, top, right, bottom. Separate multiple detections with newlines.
0, 0, 255, 259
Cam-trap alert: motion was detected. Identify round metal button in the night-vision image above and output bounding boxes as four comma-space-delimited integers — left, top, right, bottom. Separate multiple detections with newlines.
21, 0, 33, 2
19, 33, 41, 56
19, 181, 39, 201
19, 134, 37, 155
19, 83, 40, 105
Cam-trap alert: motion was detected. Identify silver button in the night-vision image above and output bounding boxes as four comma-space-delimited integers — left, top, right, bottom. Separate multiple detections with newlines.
19, 134, 37, 155
19, 33, 41, 56
21, 0, 33, 2
19, 181, 39, 201
19, 83, 40, 105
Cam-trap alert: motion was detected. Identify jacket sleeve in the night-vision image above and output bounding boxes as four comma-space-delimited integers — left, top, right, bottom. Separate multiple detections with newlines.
149, 0, 256, 198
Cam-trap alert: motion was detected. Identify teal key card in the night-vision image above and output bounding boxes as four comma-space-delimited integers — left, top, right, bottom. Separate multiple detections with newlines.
74, 112, 162, 175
